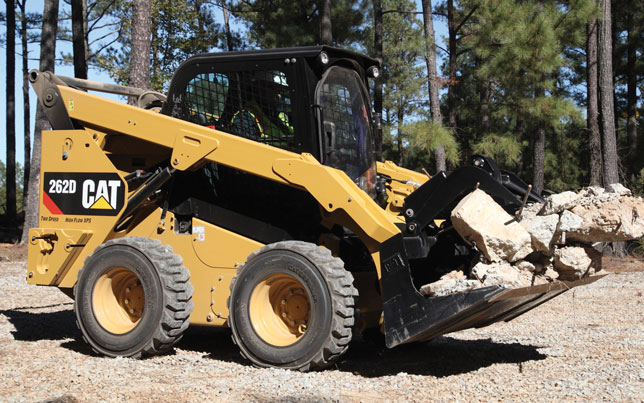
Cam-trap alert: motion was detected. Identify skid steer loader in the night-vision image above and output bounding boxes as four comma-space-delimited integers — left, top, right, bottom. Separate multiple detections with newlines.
27, 46, 602, 371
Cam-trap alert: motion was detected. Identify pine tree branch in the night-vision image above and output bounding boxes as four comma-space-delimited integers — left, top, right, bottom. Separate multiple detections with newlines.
89, 21, 120, 32
88, 28, 120, 47
88, 0, 117, 32
454, 6, 478, 35
89, 36, 120, 59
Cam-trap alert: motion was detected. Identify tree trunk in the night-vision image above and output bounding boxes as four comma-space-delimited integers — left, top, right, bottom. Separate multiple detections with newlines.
516, 118, 525, 178
320, 0, 332, 45
19, 0, 31, 205
71, 0, 88, 79
533, 88, 546, 194
373, 0, 383, 160
397, 106, 404, 166
480, 82, 490, 132
6, 0, 17, 220
626, 16, 638, 175
598, 0, 619, 186
421, 0, 446, 173
221, 0, 234, 51
128, 0, 152, 105
447, 0, 457, 150
587, 17, 602, 186
22, 0, 60, 243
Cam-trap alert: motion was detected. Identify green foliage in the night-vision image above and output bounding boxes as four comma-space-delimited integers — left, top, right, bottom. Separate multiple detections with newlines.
0, 162, 24, 215
471, 132, 522, 166
236, 0, 366, 48
375, 0, 426, 165
96, 0, 223, 91
542, 122, 587, 192
443, 0, 596, 185
630, 168, 644, 197
404, 120, 459, 164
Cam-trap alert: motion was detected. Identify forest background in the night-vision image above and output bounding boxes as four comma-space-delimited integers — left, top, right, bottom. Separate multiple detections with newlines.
0, 0, 643, 245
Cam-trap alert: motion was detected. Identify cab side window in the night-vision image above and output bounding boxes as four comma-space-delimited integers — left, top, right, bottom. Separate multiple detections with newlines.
180, 69, 296, 151
184, 72, 229, 127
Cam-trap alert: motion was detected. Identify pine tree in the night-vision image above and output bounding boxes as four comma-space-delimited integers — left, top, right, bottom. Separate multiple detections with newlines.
598, 0, 619, 186
462, 0, 594, 193
378, 0, 425, 167
421, 0, 446, 173
97, 1, 223, 92
22, 0, 60, 243
236, 0, 365, 48
128, 0, 151, 104
6, 0, 17, 221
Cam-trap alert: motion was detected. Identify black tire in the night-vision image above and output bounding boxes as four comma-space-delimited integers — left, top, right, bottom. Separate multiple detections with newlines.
74, 237, 193, 357
227, 241, 358, 371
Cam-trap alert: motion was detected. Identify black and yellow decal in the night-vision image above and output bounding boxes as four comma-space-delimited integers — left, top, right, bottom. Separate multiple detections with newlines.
43, 172, 125, 216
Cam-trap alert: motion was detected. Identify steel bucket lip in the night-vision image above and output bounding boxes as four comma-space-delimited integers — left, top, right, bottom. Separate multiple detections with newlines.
488, 274, 607, 302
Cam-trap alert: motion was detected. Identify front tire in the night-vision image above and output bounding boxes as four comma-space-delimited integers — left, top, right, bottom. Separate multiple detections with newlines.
74, 237, 193, 357
228, 241, 358, 371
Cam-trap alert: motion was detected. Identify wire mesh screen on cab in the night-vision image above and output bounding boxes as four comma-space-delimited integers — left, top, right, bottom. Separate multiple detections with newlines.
178, 70, 296, 150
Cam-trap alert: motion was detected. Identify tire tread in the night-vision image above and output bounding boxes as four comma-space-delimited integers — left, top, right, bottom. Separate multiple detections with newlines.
74, 237, 193, 357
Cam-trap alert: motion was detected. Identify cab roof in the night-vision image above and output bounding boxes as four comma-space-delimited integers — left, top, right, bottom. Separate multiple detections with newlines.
177, 46, 380, 73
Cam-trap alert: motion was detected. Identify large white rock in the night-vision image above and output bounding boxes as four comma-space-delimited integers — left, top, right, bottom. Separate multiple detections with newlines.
554, 246, 594, 280
567, 196, 644, 242
542, 191, 580, 215
471, 261, 533, 287
521, 214, 559, 253
558, 210, 583, 232
606, 183, 631, 196
419, 271, 481, 297
451, 189, 533, 262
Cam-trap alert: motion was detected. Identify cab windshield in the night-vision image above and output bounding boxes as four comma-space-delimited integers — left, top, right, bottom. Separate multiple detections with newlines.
315, 66, 376, 196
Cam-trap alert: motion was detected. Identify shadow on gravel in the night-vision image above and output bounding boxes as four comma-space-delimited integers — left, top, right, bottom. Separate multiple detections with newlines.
1, 304, 78, 341
176, 326, 248, 365
175, 328, 546, 376
336, 335, 547, 377
2, 307, 547, 375
1, 304, 97, 356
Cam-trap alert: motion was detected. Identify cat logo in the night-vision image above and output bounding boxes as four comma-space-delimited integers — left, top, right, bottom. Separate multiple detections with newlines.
43, 172, 125, 216
82, 180, 122, 210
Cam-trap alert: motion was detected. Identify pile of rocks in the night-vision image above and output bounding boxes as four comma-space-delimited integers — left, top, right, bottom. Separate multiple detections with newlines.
420, 184, 644, 297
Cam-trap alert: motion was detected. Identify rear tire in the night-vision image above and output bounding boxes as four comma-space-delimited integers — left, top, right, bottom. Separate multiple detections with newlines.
228, 241, 358, 371
74, 237, 193, 357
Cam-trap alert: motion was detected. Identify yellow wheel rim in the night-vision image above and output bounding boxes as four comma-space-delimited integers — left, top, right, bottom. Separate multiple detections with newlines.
92, 267, 144, 334
249, 273, 311, 347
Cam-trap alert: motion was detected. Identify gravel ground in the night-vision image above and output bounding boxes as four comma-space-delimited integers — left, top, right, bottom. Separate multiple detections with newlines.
1, 255, 642, 402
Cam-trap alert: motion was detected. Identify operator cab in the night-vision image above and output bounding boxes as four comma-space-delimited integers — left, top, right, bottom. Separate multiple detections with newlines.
162, 46, 380, 198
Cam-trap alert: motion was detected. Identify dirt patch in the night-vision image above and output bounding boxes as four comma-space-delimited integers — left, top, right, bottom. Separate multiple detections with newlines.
601, 255, 644, 273
0, 243, 28, 262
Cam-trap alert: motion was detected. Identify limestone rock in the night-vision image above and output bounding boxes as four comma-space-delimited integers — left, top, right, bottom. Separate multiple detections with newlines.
567, 196, 644, 242
419, 270, 480, 297
554, 246, 594, 280
544, 267, 559, 281
451, 189, 533, 262
606, 183, 631, 196
440, 270, 466, 280
542, 191, 580, 215
558, 210, 583, 232
581, 186, 605, 197
516, 260, 536, 272
471, 261, 533, 288
521, 214, 559, 253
